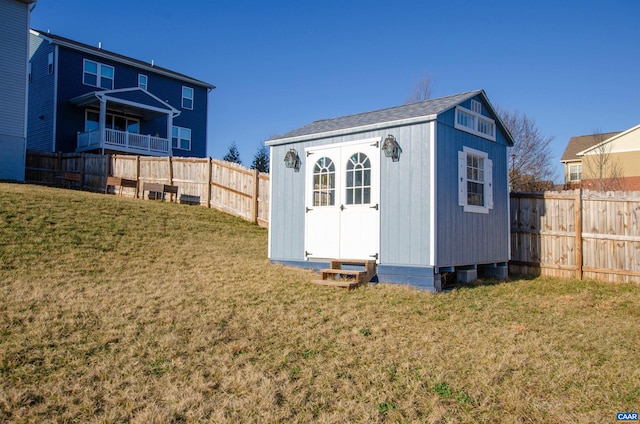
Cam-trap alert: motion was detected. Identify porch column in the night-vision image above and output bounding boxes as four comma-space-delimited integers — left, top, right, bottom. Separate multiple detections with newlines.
167, 113, 174, 157
99, 98, 107, 155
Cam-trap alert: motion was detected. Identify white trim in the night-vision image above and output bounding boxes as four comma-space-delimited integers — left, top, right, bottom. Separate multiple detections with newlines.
470, 99, 481, 114
454, 106, 496, 142
70, 87, 181, 117
181, 86, 194, 110
267, 114, 437, 146
83, 58, 114, 90
51, 45, 59, 152
460, 146, 492, 214
172, 125, 192, 151
103, 95, 175, 116
303, 136, 382, 154
267, 147, 273, 259
577, 124, 640, 156
429, 120, 437, 266
138, 74, 148, 90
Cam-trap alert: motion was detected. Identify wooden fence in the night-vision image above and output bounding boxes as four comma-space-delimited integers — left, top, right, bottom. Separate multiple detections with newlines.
25, 151, 270, 227
510, 189, 640, 283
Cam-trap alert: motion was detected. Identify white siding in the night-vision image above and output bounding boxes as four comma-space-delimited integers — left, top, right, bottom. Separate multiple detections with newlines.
0, 0, 31, 180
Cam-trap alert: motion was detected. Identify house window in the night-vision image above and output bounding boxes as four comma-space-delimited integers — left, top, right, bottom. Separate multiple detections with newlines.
569, 164, 582, 181
182, 86, 193, 109
28, 62, 32, 83
47, 52, 54, 74
85, 109, 139, 133
454, 105, 497, 141
172, 126, 191, 150
313, 157, 335, 206
83, 59, 114, 90
458, 146, 493, 214
138, 74, 148, 90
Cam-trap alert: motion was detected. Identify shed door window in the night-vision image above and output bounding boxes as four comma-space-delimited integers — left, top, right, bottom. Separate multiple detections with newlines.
345, 152, 371, 205
313, 157, 335, 206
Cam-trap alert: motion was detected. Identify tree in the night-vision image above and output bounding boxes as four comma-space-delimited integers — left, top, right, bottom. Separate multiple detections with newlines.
251, 144, 270, 173
497, 108, 556, 192
405, 72, 434, 103
223, 142, 242, 164
580, 130, 623, 191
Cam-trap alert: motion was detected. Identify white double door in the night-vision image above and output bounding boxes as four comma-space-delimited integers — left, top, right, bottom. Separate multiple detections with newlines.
304, 138, 380, 261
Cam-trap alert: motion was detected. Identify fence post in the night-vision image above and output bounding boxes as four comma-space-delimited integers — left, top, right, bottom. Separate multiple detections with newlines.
206, 158, 212, 208
104, 154, 111, 193
135, 155, 140, 199
575, 188, 583, 280
79, 153, 85, 189
55, 151, 62, 172
252, 169, 259, 224
168, 156, 174, 202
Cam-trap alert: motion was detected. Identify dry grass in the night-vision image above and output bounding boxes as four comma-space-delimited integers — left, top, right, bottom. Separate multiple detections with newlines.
1, 182, 639, 423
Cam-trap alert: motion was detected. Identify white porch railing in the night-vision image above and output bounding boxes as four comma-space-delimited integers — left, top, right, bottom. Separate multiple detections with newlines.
77, 128, 170, 155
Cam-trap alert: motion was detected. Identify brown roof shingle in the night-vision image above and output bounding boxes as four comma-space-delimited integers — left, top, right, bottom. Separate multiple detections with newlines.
560, 131, 621, 162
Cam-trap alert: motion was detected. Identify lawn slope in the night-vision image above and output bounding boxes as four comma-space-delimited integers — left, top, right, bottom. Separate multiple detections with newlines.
1, 183, 639, 423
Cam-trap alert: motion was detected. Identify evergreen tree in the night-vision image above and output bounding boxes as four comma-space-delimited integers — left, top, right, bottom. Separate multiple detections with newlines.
223, 142, 242, 164
250, 144, 270, 173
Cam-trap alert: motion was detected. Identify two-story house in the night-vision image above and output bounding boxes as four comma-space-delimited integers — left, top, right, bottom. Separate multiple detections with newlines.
0, 0, 37, 181
27, 29, 214, 158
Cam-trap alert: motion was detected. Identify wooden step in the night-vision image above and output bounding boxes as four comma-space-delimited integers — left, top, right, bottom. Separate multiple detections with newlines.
321, 269, 361, 279
312, 258, 377, 290
311, 279, 361, 290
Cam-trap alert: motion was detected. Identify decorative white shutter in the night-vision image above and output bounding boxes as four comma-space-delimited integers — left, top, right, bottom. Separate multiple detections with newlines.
486, 158, 493, 209
458, 151, 466, 206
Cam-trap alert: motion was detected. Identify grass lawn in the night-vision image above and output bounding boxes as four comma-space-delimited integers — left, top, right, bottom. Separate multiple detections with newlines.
1, 183, 639, 423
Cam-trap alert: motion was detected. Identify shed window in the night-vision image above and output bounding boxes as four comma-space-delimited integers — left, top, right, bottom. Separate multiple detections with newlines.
454, 104, 496, 141
458, 147, 493, 214
83, 59, 114, 90
313, 157, 335, 206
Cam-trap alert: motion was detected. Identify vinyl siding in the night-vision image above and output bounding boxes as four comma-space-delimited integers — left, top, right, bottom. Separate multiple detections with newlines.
26, 31, 209, 156
435, 106, 510, 266
27, 33, 56, 152
269, 123, 434, 266
0, 0, 30, 180
0, 0, 29, 138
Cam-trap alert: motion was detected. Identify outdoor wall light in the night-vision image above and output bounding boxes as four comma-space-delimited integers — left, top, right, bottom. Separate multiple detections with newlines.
284, 148, 301, 171
382, 134, 401, 162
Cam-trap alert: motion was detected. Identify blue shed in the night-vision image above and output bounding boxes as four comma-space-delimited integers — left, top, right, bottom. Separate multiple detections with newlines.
266, 90, 514, 291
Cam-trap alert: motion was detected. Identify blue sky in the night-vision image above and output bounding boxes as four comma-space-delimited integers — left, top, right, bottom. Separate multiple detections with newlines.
31, 0, 639, 181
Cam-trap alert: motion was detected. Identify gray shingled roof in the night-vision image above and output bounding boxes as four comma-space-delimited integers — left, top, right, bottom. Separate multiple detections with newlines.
560, 131, 621, 162
268, 90, 484, 142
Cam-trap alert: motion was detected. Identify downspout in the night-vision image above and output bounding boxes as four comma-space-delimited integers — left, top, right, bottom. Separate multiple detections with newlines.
99, 96, 106, 155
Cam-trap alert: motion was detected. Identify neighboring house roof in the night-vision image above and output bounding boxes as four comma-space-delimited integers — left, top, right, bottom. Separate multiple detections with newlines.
560, 131, 621, 162
266, 89, 514, 146
30, 29, 215, 90
577, 124, 640, 156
